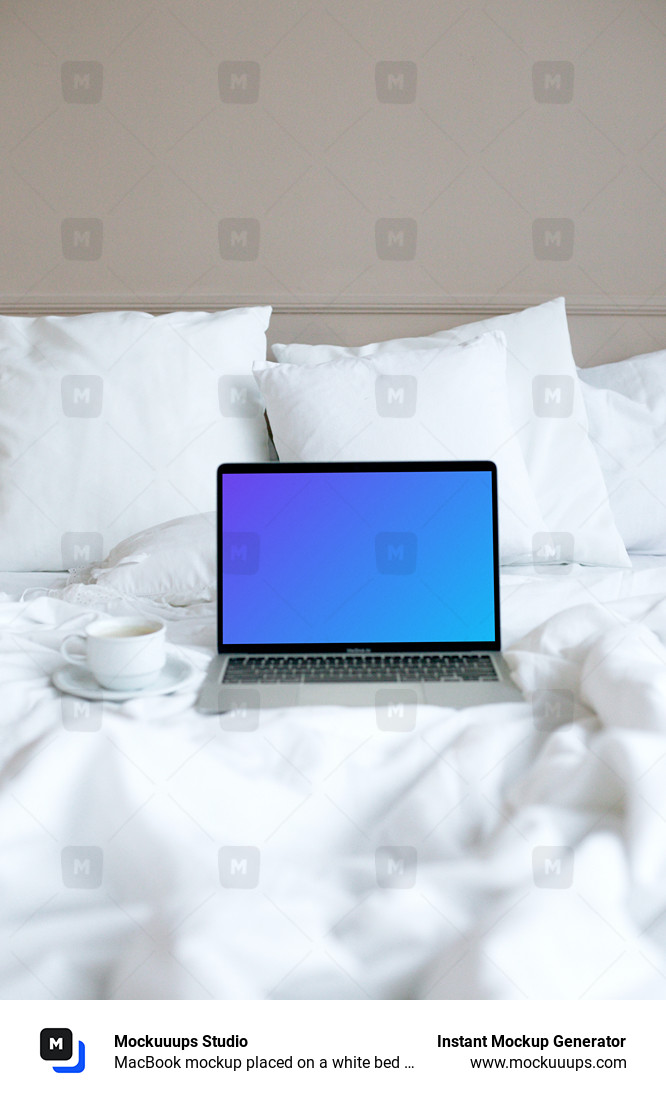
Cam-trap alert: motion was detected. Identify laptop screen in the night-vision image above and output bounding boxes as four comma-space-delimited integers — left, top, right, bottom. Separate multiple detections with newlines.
219, 463, 500, 652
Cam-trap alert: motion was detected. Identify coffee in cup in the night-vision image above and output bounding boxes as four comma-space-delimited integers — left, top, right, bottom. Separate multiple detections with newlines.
60, 616, 166, 691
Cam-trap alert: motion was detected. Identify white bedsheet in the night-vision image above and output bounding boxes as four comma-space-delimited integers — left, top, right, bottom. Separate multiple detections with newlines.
2, 561, 666, 1000
0, 572, 67, 600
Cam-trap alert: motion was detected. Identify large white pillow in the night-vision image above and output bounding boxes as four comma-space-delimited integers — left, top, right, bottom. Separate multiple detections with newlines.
272, 299, 630, 567
0, 307, 271, 570
579, 349, 666, 553
255, 332, 546, 564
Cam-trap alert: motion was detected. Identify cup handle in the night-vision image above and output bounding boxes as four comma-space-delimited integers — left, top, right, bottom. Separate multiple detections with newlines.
60, 635, 88, 665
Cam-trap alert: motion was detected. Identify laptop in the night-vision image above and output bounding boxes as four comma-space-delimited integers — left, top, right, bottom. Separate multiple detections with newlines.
197, 461, 522, 713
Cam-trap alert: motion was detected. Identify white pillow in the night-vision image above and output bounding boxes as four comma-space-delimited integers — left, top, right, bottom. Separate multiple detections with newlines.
579, 350, 666, 553
272, 299, 630, 567
255, 332, 546, 564
0, 307, 271, 570
67, 512, 216, 605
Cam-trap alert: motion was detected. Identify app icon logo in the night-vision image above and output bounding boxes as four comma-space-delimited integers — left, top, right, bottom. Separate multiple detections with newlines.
40, 1028, 86, 1073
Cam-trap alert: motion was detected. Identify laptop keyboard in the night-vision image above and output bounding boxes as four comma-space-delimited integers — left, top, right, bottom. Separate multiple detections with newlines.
222, 654, 499, 684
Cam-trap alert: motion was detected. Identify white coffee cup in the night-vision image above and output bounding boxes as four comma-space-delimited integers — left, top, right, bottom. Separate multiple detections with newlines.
60, 616, 166, 691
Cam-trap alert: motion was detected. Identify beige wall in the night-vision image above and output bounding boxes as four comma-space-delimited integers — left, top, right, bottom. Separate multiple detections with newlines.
2, 0, 666, 363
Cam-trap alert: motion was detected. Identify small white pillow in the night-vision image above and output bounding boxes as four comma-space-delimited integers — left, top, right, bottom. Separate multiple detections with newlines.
580, 349, 666, 553
255, 332, 546, 564
68, 513, 216, 605
0, 307, 271, 570
273, 298, 629, 568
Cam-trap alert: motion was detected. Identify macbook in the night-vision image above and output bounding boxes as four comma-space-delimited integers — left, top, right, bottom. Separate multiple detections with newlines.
197, 461, 522, 713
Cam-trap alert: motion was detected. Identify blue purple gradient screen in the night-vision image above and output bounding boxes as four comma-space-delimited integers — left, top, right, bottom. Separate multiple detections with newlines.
222, 470, 495, 645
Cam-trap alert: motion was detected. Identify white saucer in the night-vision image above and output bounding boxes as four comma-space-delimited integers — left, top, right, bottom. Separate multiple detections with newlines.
53, 652, 196, 702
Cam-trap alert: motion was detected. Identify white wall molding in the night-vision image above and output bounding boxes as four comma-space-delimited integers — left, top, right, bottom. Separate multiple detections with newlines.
1, 296, 666, 317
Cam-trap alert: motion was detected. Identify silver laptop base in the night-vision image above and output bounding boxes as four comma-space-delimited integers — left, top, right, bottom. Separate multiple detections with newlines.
197, 653, 522, 713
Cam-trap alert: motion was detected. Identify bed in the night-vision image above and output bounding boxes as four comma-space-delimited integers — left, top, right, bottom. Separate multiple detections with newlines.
2, 298, 666, 1001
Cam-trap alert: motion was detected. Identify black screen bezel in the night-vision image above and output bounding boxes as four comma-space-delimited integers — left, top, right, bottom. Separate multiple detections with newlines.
218, 461, 501, 654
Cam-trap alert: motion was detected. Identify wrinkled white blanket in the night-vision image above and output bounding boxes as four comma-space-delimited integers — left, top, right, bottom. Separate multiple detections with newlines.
2, 563, 666, 1000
